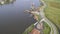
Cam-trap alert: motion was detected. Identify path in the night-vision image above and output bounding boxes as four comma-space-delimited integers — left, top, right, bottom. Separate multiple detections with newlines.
39, 0, 58, 34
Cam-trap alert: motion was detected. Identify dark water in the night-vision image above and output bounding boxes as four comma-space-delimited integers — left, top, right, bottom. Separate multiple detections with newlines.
0, 0, 40, 34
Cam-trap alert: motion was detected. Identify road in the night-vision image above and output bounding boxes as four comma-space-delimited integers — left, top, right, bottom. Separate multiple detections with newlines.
39, 0, 59, 34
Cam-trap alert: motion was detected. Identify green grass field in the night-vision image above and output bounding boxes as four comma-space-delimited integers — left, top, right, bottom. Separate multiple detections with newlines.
22, 24, 34, 34
43, 22, 51, 34
43, 0, 60, 29
33, 14, 51, 34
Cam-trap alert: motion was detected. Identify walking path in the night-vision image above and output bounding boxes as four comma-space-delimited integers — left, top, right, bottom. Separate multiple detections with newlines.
39, 0, 58, 34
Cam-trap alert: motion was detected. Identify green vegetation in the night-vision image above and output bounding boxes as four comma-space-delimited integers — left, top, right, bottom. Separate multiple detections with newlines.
0, 0, 15, 5
34, 14, 41, 21
43, 22, 51, 34
22, 24, 34, 34
43, 0, 60, 30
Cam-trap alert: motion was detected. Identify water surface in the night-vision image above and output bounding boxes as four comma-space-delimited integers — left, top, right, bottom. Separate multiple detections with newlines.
0, 0, 40, 34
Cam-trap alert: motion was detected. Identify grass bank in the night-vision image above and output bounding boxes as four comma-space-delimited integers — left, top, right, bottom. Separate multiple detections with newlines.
43, 22, 51, 34
43, 0, 60, 32
22, 24, 34, 34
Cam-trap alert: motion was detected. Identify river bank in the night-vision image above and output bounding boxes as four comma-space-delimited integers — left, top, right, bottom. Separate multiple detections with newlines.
23, 0, 59, 34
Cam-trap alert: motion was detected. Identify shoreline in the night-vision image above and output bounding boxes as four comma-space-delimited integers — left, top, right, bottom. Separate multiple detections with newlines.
23, 0, 59, 34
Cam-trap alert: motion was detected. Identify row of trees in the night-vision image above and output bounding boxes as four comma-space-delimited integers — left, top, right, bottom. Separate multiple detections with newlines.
0, 0, 16, 5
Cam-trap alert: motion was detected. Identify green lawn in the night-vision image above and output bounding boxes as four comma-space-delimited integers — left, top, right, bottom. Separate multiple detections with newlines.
43, 0, 60, 29
43, 22, 51, 34
22, 24, 34, 34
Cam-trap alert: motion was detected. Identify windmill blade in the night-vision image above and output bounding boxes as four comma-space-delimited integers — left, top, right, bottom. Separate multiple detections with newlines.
28, 14, 33, 17
24, 10, 30, 13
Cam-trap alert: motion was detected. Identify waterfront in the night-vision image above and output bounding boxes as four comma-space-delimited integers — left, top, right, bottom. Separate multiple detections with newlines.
0, 0, 40, 34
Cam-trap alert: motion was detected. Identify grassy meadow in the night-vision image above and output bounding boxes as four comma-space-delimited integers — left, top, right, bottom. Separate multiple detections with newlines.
43, 0, 60, 29
43, 22, 51, 34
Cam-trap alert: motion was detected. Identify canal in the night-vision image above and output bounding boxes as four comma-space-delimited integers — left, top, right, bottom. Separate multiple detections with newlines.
0, 0, 40, 34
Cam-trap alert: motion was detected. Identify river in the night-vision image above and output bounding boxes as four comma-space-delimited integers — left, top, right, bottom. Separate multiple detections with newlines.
0, 0, 40, 34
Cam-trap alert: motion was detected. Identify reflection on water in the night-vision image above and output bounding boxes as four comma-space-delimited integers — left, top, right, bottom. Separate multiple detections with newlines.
0, 0, 40, 34
0, 0, 16, 5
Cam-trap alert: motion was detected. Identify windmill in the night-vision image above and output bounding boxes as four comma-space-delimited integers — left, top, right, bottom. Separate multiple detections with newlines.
24, 2, 36, 17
